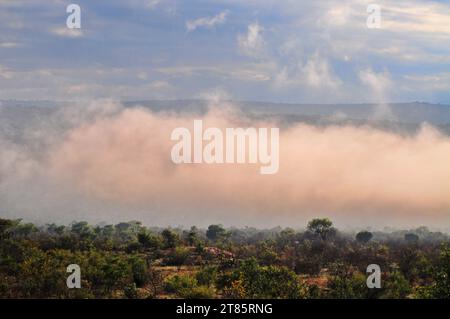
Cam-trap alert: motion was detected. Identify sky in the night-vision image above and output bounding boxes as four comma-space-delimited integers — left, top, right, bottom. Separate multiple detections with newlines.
1, 0, 450, 103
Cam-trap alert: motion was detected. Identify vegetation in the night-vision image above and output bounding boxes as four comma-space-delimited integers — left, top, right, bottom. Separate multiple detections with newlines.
0, 217, 448, 299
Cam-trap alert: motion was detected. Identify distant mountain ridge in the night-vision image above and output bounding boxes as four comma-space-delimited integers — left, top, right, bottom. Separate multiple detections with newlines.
2, 100, 450, 136
124, 100, 450, 125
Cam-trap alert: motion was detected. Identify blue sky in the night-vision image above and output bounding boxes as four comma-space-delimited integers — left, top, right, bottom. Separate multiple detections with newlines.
1, 0, 450, 103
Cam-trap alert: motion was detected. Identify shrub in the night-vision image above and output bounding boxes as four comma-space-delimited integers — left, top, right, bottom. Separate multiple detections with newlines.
164, 274, 197, 293
179, 285, 215, 299
164, 247, 190, 266
196, 266, 218, 286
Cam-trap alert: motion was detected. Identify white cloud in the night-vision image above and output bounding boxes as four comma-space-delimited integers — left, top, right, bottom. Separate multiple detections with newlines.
382, 2, 450, 35
237, 22, 265, 57
137, 71, 148, 80
228, 65, 272, 82
156, 63, 274, 83
145, 0, 161, 8
186, 10, 228, 32
147, 80, 171, 89
0, 65, 14, 79
302, 54, 342, 89
404, 73, 450, 92
51, 27, 83, 38
2, 0, 450, 103
359, 68, 392, 95
359, 68, 394, 120
0, 66, 176, 100
0, 42, 22, 48
323, 5, 357, 26
274, 54, 342, 90
302, 0, 450, 65
142, 0, 178, 14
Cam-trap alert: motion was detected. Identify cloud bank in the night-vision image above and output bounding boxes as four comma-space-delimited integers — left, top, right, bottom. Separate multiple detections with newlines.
1, 100, 450, 228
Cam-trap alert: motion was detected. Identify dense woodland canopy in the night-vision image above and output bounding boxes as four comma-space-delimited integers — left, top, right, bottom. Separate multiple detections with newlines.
0, 217, 449, 299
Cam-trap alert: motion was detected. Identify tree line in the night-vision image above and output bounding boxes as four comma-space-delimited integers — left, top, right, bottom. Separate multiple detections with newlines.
0, 218, 449, 299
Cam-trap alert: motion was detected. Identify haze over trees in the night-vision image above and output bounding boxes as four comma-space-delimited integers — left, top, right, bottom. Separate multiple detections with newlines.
2, 100, 450, 230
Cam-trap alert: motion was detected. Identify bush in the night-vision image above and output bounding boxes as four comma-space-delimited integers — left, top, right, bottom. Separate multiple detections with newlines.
325, 262, 375, 299
164, 247, 190, 266
163, 274, 215, 298
382, 268, 411, 299
223, 258, 311, 298
196, 266, 218, 286
129, 256, 149, 287
164, 274, 197, 293
179, 285, 215, 299
123, 283, 138, 299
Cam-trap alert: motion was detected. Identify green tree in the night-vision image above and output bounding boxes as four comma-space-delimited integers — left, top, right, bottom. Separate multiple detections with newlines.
187, 226, 199, 246
326, 262, 372, 299
161, 229, 180, 249
71, 221, 93, 239
137, 231, 161, 249
0, 219, 19, 239
404, 233, 419, 243
196, 266, 218, 287
356, 231, 373, 244
307, 218, 334, 240
206, 224, 228, 242
223, 258, 311, 298
428, 246, 450, 298
382, 265, 411, 299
